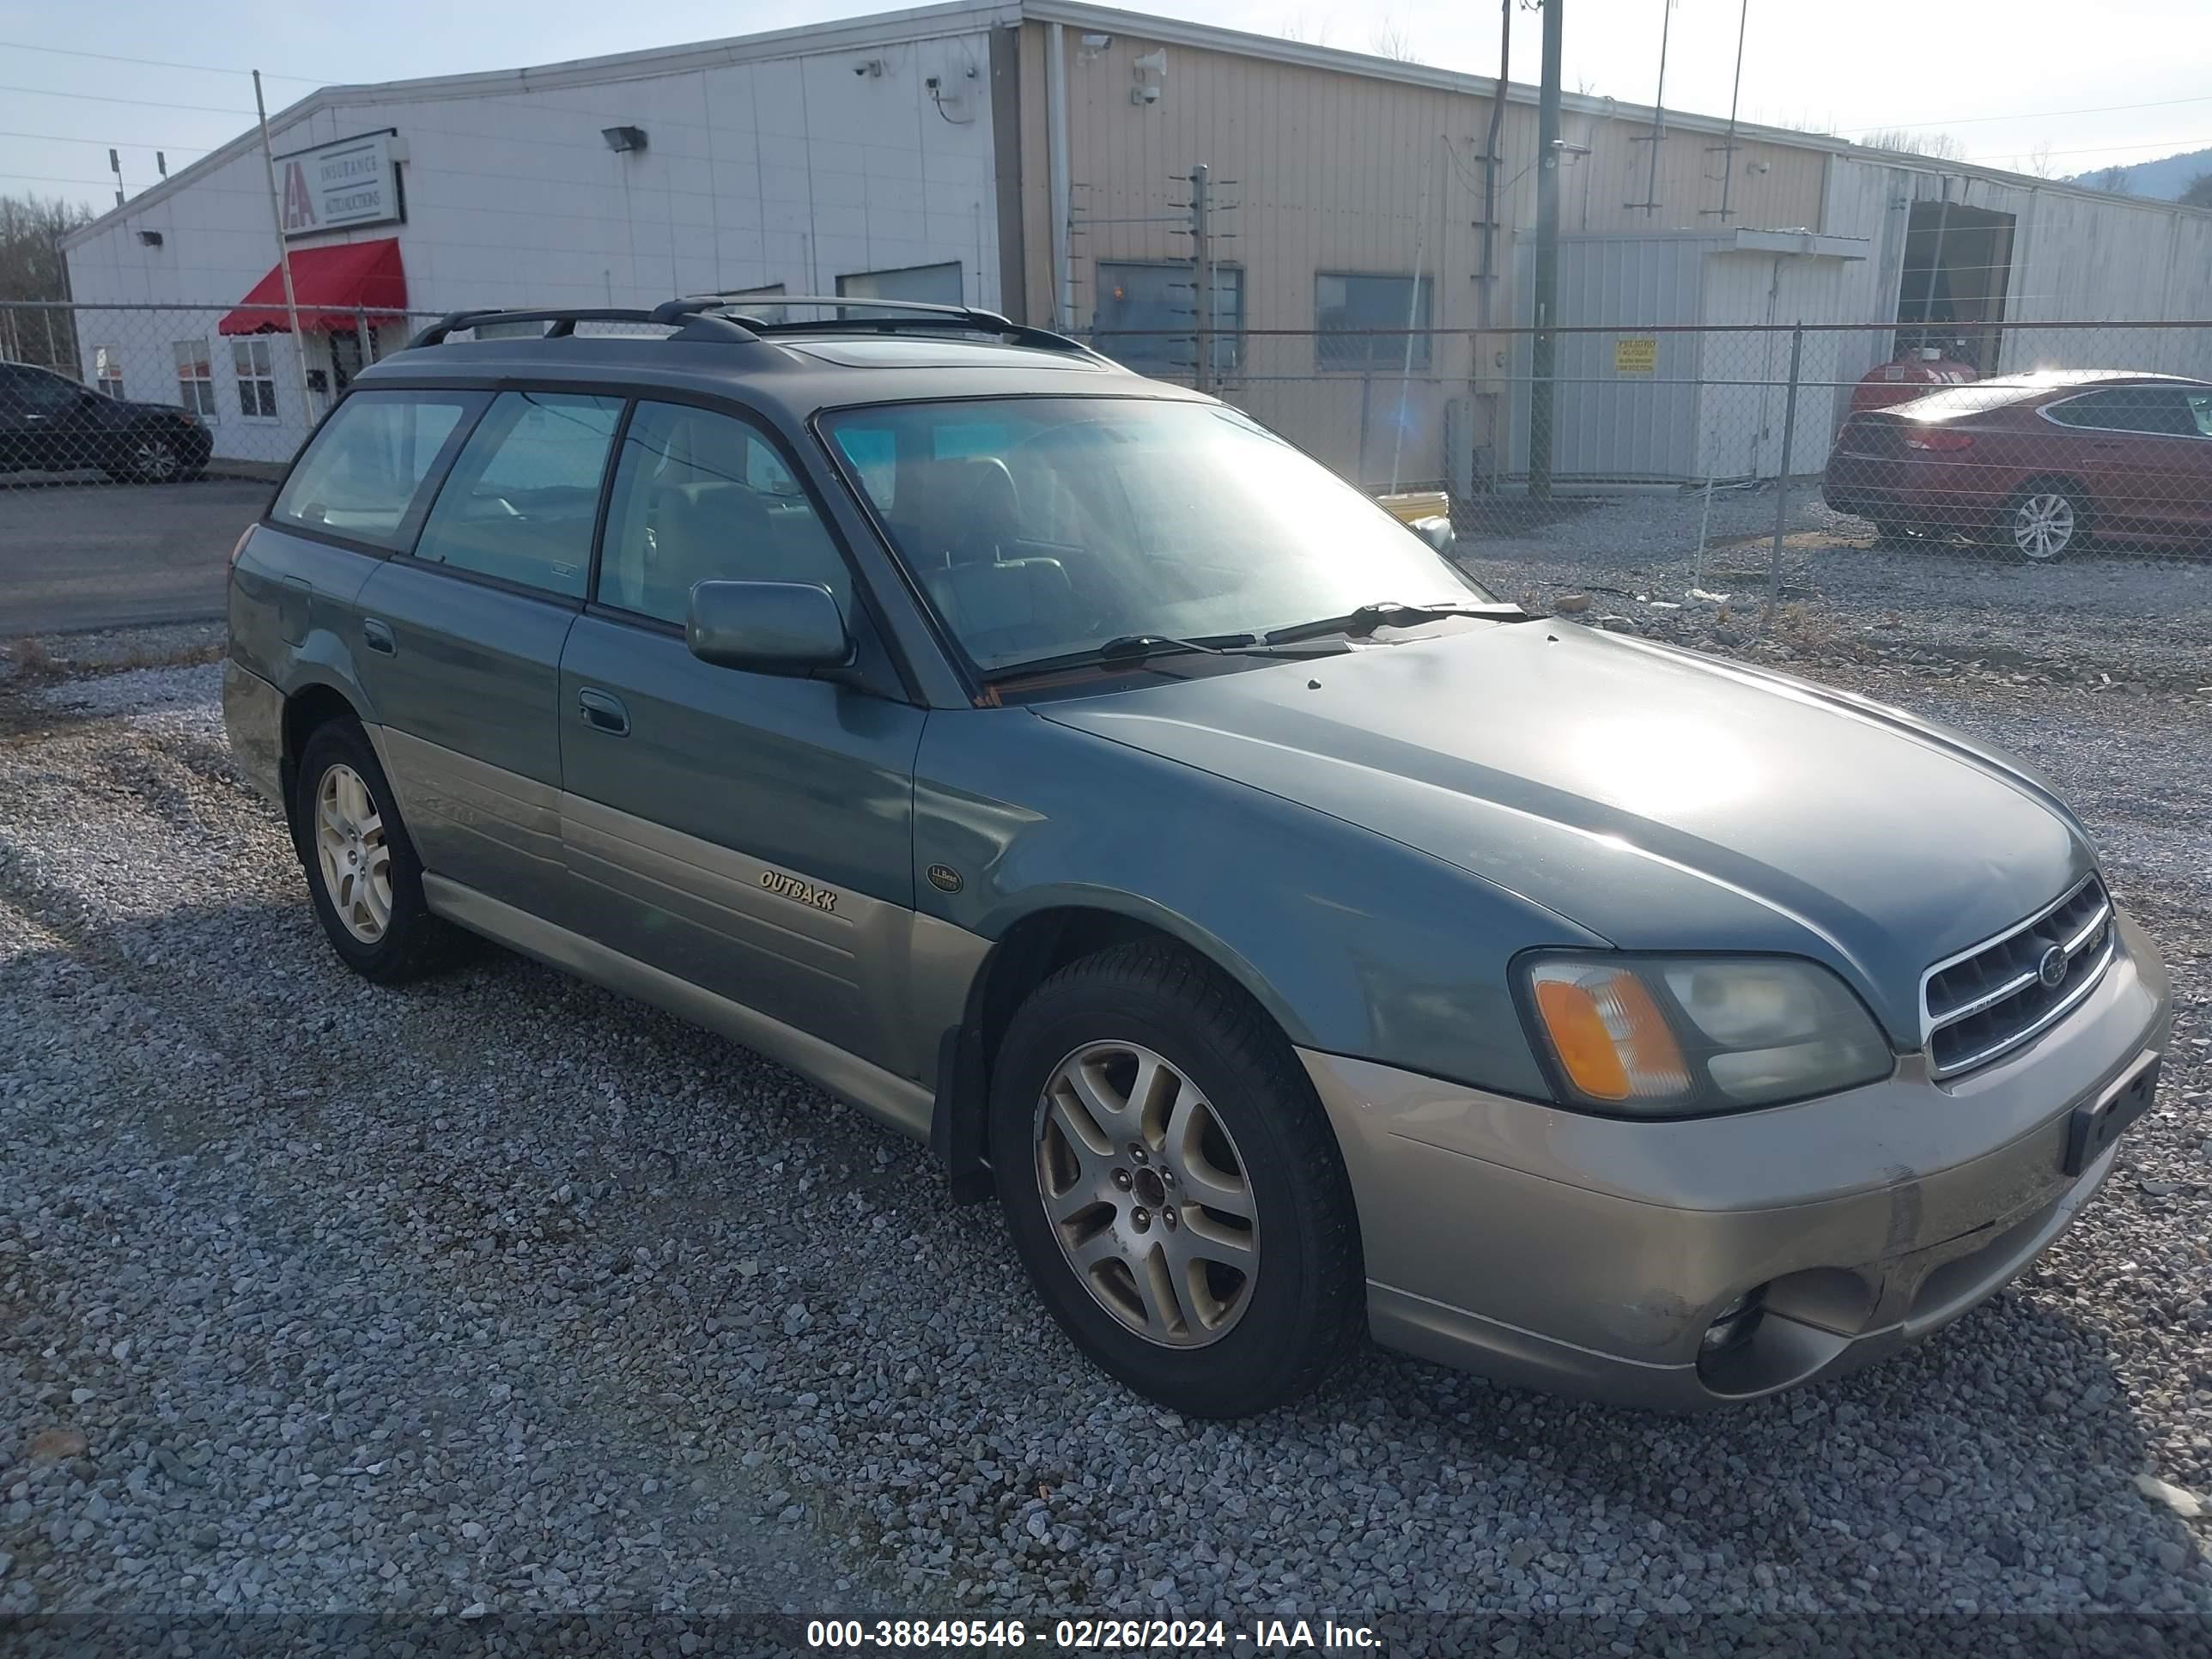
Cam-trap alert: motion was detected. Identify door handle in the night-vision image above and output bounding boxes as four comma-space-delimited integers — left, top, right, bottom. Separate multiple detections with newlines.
577, 687, 630, 736
362, 618, 397, 655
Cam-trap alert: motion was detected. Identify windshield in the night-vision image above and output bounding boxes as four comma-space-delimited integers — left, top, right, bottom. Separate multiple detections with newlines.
820, 398, 1488, 672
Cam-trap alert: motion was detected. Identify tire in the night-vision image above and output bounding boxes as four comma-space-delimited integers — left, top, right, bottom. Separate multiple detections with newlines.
292, 718, 453, 984
2003, 481, 2088, 562
108, 429, 188, 485
988, 940, 1364, 1417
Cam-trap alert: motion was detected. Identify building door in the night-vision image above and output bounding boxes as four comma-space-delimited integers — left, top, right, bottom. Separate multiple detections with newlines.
330, 329, 367, 393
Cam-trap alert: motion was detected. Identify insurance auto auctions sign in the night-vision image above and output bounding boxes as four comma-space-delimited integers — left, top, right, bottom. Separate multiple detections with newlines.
276, 131, 402, 238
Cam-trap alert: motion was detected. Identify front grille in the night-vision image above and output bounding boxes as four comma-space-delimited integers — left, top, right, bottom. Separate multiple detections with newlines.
1922, 875, 2115, 1079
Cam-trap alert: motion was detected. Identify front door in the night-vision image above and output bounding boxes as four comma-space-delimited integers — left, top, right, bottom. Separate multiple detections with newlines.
556, 397, 929, 1078
352, 388, 623, 919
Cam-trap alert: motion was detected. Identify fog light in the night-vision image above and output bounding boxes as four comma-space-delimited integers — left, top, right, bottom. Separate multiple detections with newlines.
1702, 1288, 1765, 1352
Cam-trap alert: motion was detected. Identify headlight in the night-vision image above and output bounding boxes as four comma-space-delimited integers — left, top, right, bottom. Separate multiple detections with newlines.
1519, 953, 1893, 1116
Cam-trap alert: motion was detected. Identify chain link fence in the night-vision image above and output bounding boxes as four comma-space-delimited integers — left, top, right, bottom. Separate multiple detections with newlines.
6, 300, 2209, 672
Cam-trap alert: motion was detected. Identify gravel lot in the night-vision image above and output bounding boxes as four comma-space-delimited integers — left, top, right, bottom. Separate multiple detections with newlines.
3, 624, 2209, 1653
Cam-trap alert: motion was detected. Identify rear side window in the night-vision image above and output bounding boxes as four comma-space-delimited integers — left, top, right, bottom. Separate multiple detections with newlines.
412, 392, 623, 598
271, 391, 477, 547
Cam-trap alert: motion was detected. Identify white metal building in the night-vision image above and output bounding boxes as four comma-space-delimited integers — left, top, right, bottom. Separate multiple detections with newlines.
60, 0, 2212, 485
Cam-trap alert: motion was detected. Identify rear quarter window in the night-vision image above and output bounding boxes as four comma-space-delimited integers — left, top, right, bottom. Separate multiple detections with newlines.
272, 390, 482, 549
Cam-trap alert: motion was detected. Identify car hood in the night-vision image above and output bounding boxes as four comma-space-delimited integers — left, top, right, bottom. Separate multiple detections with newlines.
1036, 622, 2094, 1042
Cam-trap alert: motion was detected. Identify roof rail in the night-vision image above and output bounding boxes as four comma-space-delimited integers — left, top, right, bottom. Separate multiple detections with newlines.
406, 306, 759, 349
673, 294, 1106, 359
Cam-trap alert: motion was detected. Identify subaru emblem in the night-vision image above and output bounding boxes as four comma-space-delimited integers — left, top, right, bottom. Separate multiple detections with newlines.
2037, 942, 2068, 990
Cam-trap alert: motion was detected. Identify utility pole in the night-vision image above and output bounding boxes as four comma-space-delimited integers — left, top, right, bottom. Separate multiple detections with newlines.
1190, 162, 1212, 395
1528, 0, 1563, 499
252, 70, 314, 422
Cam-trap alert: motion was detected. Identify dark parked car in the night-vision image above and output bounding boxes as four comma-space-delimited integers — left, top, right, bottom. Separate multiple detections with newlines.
0, 360, 214, 483
1822, 370, 2212, 561
223, 298, 2169, 1417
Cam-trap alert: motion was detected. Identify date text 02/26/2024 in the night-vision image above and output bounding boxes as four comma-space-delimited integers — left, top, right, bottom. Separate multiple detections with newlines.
805, 1619, 1381, 1650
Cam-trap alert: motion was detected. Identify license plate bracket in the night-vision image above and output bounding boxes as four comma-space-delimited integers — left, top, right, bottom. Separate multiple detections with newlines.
2062, 1052, 2160, 1177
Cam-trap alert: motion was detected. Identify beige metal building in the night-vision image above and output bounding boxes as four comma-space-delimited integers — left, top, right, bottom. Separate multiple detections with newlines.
64, 0, 2212, 488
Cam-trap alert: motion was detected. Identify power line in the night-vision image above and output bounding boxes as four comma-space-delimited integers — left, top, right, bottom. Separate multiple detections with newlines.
1853, 93, 2212, 134
0, 83, 259, 117
0, 132, 213, 153
1967, 136, 2210, 163
0, 40, 319, 81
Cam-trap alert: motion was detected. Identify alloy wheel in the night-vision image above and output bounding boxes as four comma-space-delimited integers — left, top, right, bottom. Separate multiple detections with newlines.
313, 763, 392, 943
133, 437, 180, 483
2012, 492, 2075, 561
1034, 1041, 1258, 1348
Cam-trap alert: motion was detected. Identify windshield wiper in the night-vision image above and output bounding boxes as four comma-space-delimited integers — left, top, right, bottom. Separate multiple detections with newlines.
985, 631, 1340, 684
1262, 599, 1528, 645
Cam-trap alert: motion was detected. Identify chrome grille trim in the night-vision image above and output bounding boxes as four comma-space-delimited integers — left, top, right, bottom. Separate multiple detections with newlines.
1919, 874, 2116, 1079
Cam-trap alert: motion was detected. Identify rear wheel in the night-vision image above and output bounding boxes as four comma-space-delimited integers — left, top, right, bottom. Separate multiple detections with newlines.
2005, 483, 2087, 562
988, 941, 1364, 1417
292, 719, 453, 983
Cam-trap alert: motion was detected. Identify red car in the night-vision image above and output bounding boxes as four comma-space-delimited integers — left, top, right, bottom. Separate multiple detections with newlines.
1822, 370, 2212, 561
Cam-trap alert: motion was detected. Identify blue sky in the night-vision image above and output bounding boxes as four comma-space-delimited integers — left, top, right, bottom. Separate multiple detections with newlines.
5, 0, 2208, 212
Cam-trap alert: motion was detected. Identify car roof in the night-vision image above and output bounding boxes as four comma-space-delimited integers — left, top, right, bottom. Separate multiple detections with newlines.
1972, 369, 2210, 391
351, 318, 1206, 420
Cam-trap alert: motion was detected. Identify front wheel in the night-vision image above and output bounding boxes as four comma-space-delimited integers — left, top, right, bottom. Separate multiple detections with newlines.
988, 941, 1364, 1418
2006, 483, 2087, 562
111, 430, 188, 485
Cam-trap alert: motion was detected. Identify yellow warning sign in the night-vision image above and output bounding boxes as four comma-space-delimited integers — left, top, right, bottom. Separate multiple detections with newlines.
1613, 337, 1658, 374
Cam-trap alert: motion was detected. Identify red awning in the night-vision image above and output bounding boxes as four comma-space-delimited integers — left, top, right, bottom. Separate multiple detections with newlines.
219, 237, 407, 335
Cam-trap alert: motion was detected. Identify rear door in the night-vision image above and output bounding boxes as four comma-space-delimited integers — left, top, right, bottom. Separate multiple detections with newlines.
352, 388, 624, 918
556, 396, 931, 1079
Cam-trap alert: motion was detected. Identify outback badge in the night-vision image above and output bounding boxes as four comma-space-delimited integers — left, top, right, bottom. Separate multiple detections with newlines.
759, 869, 837, 913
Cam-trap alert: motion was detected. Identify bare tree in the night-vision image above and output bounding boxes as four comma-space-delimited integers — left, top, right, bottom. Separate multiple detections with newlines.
1370, 19, 1423, 62
0, 192, 92, 303
2178, 171, 2212, 208
1278, 11, 1333, 46
2093, 164, 2135, 195
2023, 140, 2057, 179
1862, 128, 1969, 162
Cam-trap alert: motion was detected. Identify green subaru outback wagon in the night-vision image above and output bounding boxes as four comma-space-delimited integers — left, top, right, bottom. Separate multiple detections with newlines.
223, 297, 2170, 1418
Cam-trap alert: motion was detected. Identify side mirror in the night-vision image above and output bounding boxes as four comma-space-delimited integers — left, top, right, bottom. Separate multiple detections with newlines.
686, 580, 853, 678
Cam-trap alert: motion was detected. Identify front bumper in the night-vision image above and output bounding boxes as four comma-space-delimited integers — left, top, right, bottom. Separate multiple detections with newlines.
1304, 907, 2171, 1408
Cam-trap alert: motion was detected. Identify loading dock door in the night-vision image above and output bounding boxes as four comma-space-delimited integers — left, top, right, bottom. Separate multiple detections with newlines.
1897, 201, 2014, 372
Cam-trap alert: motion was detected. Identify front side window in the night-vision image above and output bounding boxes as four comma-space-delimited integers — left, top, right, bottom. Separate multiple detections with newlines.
1093, 261, 1244, 378
412, 392, 623, 598
272, 390, 479, 547
173, 340, 216, 419
233, 337, 278, 418
94, 347, 125, 398
2045, 386, 2197, 437
823, 397, 1485, 672
2187, 391, 2212, 438
598, 400, 851, 624
1316, 273, 1432, 372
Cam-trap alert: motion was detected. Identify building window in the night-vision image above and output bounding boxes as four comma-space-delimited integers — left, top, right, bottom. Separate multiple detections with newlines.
837, 262, 963, 308
1094, 261, 1244, 378
173, 340, 216, 420
1316, 273, 1433, 372
233, 337, 279, 419
93, 346, 125, 398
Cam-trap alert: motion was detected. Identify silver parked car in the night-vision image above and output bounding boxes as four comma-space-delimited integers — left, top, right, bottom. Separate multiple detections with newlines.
223, 298, 2171, 1417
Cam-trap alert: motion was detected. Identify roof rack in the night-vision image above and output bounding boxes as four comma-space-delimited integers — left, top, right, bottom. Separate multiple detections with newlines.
406, 306, 759, 349
405, 296, 1103, 361
671, 294, 1105, 359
